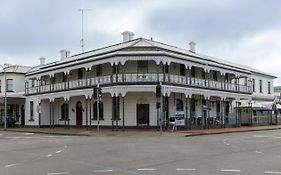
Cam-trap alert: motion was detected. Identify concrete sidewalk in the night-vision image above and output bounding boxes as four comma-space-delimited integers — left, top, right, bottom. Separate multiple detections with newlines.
1, 125, 281, 137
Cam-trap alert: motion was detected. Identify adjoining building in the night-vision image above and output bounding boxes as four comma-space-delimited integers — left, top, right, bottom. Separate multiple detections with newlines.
0, 64, 32, 126
24, 31, 276, 129
273, 86, 281, 123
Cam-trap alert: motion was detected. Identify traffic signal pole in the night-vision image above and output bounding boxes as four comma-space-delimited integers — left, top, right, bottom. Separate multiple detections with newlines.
97, 84, 100, 134
156, 82, 162, 135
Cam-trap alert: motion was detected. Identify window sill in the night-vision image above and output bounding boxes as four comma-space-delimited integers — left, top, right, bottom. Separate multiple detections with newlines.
28, 119, 35, 122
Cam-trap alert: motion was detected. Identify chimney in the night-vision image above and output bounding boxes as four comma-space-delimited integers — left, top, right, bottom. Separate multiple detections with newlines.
122, 31, 135, 42
60, 49, 71, 60
189, 41, 196, 53
39, 57, 46, 65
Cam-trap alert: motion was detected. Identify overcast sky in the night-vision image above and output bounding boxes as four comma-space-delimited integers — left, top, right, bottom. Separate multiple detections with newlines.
0, 0, 281, 85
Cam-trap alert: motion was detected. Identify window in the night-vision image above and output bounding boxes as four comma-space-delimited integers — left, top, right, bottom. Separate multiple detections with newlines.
191, 67, 195, 77
201, 68, 206, 79
113, 64, 119, 74
7, 79, 13, 92
252, 79, 255, 92
164, 63, 169, 74
78, 68, 83, 79
96, 65, 102, 76
180, 64, 185, 76
30, 101, 34, 121
31, 79, 35, 87
112, 97, 120, 120
213, 71, 217, 81
176, 99, 184, 111
259, 80, 262, 93
61, 103, 69, 120
268, 81, 271, 94
93, 101, 104, 120
137, 61, 148, 73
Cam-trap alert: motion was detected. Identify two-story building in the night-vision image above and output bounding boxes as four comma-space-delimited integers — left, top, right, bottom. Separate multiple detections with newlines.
24, 31, 276, 129
0, 64, 32, 126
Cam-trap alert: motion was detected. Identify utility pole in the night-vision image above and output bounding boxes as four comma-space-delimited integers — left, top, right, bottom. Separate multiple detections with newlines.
78, 8, 91, 53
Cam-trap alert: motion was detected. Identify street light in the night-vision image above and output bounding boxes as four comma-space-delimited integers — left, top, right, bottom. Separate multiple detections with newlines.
0, 64, 7, 129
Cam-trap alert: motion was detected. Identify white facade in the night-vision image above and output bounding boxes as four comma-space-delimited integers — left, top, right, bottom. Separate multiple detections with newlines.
24, 33, 276, 128
0, 65, 31, 125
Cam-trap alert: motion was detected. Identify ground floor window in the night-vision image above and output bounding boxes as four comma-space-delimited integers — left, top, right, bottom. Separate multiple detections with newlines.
93, 101, 104, 120
61, 103, 69, 120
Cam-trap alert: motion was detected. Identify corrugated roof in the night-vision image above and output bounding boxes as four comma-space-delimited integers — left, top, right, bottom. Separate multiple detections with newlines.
0, 65, 32, 74
26, 37, 276, 78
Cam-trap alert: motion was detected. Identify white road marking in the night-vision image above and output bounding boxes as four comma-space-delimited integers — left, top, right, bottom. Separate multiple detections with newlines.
56, 150, 62, 154
10, 137, 33, 139
47, 172, 69, 175
46, 154, 53, 157
264, 171, 281, 174
253, 135, 281, 139
221, 169, 241, 172
255, 151, 263, 154
137, 168, 156, 171
176, 168, 196, 171
93, 169, 113, 173
23, 133, 34, 135
5, 163, 20, 168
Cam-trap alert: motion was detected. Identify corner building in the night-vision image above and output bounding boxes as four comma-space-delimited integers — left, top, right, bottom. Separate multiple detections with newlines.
24, 32, 276, 129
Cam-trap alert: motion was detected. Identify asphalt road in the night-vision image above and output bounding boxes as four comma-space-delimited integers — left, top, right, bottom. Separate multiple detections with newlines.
0, 130, 281, 175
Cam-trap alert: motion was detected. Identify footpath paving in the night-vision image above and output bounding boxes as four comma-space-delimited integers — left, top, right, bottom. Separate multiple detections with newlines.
1, 125, 281, 137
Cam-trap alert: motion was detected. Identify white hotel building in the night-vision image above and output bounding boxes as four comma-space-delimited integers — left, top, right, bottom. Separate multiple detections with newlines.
24, 32, 276, 129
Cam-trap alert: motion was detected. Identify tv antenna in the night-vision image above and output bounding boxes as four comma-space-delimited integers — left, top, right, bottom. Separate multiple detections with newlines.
78, 8, 91, 53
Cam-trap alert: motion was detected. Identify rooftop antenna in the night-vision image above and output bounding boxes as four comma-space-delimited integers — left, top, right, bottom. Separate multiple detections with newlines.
78, 8, 91, 53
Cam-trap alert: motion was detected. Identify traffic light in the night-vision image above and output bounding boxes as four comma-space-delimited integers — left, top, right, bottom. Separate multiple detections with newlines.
98, 87, 102, 98
156, 84, 161, 97
93, 86, 97, 99
156, 102, 161, 109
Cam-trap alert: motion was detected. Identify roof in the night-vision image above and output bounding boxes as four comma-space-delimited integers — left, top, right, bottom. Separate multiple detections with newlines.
26, 37, 276, 78
274, 86, 281, 92
239, 101, 273, 110
0, 64, 32, 74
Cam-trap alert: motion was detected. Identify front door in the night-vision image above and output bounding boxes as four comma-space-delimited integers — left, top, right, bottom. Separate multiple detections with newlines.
76, 101, 83, 126
21, 105, 25, 126
137, 104, 149, 126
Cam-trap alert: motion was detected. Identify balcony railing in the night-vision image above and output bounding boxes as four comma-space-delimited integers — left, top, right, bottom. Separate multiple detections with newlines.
26, 73, 252, 95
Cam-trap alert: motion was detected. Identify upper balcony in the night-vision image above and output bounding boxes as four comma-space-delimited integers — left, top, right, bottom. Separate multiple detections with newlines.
25, 73, 252, 95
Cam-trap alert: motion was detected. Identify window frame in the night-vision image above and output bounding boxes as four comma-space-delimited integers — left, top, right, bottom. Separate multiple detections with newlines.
29, 101, 34, 121
92, 101, 104, 120
6, 79, 13, 92
252, 79, 255, 92
268, 81, 271, 94
259, 80, 262, 93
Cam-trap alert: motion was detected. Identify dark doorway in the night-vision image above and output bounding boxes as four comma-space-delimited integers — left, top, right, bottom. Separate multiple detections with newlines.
76, 101, 83, 126
21, 105, 25, 126
137, 104, 149, 126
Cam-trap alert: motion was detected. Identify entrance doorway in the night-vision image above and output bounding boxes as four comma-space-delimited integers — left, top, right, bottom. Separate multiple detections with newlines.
21, 105, 25, 125
76, 101, 83, 126
137, 104, 149, 126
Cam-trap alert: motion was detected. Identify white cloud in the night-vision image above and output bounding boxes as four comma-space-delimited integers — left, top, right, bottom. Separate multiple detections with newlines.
204, 28, 281, 85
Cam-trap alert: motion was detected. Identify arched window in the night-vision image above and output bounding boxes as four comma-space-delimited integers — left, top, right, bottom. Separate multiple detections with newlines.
176, 99, 184, 111
93, 101, 104, 120
61, 103, 69, 120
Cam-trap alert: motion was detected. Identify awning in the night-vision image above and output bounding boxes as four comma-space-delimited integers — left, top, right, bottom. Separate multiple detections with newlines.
238, 101, 272, 110
0, 97, 25, 105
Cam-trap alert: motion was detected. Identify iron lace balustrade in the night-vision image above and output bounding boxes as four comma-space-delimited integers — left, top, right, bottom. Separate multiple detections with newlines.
25, 73, 251, 94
